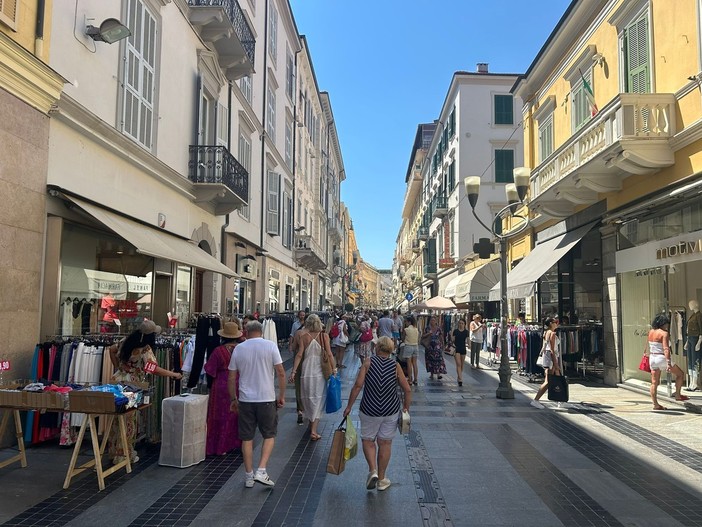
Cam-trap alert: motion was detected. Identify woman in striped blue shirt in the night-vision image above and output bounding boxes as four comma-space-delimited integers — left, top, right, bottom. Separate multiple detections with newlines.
344, 336, 412, 491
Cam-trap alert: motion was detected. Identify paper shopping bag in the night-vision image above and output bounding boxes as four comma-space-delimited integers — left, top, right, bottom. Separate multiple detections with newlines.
326, 417, 347, 475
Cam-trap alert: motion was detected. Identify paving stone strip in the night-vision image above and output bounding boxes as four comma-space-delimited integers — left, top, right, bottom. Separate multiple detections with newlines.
405, 429, 453, 526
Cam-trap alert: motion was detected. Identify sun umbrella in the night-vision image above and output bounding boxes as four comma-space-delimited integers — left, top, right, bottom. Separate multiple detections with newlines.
411, 296, 456, 311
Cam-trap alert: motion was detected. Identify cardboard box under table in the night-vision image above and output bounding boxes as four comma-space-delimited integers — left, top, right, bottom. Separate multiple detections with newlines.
159, 394, 208, 468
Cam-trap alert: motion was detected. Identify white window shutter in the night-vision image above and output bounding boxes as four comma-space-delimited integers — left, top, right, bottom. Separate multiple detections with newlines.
267, 171, 280, 235
0, 0, 18, 29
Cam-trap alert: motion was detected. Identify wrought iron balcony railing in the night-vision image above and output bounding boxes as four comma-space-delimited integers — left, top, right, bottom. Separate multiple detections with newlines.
188, 0, 255, 65
188, 145, 249, 204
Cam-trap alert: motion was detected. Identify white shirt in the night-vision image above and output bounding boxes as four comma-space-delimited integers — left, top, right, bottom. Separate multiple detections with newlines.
228, 337, 282, 403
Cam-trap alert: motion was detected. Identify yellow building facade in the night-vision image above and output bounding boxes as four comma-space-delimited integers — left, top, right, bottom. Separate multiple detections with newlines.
512, 0, 702, 387
0, 0, 64, 382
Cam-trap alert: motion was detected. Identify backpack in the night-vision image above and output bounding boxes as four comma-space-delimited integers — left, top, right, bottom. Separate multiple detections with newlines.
329, 321, 340, 338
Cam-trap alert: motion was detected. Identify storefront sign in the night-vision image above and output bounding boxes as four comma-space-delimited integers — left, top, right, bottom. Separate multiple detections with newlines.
439, 258, 455, 269
655, 240, 702, 260
0, 360, 10, 372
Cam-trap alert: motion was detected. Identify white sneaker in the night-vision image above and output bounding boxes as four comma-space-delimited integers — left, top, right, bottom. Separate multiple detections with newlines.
245, 477, 255, 488
366, 471, 378, 489
530, 400, 544, 409
254, 471, 275, 487
377, 478, 391, 491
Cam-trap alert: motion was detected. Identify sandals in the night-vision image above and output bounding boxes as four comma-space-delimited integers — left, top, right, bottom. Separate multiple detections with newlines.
653, 405, 667, 410
676, 395, 690, 401
310, 433, 322, 441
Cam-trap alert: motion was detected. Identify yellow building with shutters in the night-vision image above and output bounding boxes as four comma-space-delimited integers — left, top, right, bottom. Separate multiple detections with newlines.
509, 0, 702, 388
0, 0, 64, 386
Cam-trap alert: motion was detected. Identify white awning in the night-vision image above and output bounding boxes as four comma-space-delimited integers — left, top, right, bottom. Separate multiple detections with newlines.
454, 260, 501, 304
489, 222, 595, 300
443, 273, 463, 299
67, 196, 238, 277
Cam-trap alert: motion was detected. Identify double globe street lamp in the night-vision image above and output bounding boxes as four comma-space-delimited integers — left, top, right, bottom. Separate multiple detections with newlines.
463, 168, 531, 399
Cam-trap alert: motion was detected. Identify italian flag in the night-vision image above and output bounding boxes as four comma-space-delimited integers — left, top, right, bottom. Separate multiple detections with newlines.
580, 69, 598, 116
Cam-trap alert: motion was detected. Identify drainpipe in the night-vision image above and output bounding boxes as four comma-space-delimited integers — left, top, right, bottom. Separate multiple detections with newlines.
259, 0, 269, 251
35, 0, 45, 57
291, 48, 299, 309
221, 82, 233, 315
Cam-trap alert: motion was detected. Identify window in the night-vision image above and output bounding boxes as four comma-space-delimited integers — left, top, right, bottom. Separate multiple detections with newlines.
624, 13, 650, 93
285, 49, 295, 100
571, 70, 593, 130
539, 114, 554, 162
448, 161, 455, 190
0, 0, 18, 30
267, 1, 278, 64
494, 94, 513, 125
284, 116, 293, 170
266, 171, 280, 235
216, 103, 228, 146
282, 186, 292, 248
240, 75, 252, 104
238, 133, 252, 220
449, 216, 455, 257
438, 224, 444, 259
122, 0, 158, 149
266, 83, 276, 139
494, 149, 514, 183
448, 106, 456, 138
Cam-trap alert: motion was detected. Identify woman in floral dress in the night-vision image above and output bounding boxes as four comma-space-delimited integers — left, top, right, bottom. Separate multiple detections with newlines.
422, 315, 446, 380
107, 320, 182, 464
204, 321, 244, 455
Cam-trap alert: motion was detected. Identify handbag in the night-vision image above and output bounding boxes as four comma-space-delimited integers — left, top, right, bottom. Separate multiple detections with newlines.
444, 345, 456, 356
337, 323, 349, 345
547, 374, 569, 402
398, 409, 411, 434
326, 374, 341, 413
420, 333, 432, 349
326, 416, 347, 475
359, 326, 373, 342
638, 353, 651, 373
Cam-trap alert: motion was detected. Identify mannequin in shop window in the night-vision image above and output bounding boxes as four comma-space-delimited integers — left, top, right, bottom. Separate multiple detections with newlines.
686, 300, 702, 392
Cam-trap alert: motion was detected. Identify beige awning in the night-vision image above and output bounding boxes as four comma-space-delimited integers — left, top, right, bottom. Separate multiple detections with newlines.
67, 196, 238, 277
454, 260, 501, 304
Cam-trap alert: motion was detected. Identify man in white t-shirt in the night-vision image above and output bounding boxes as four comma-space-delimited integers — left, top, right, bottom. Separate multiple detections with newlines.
228, 320, 286, 488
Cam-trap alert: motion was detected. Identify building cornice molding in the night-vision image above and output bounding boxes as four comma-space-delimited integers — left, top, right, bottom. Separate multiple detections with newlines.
0, 32, 66, 114
51, 94, 197, 201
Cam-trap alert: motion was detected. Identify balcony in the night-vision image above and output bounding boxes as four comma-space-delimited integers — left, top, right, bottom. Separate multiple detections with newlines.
188, 0, 255, 80
423, 263, 437, 277
188, 145, 249, 215
328, 216, 344, 242
294, 234, 326, 273
431, 195, 448, 219
411, 239, 421, 253
530, 93, 676, 218
417, 225, 429, 241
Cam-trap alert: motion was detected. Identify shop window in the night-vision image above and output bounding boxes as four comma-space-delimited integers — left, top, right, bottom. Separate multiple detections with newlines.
59, 223, 153, 336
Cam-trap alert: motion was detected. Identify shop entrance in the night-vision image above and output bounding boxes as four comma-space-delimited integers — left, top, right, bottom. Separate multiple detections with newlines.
153, 274, 172, 329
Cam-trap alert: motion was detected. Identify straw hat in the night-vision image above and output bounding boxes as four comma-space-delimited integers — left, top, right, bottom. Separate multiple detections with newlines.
218, 321, 243, 339
139, 319, 162, 335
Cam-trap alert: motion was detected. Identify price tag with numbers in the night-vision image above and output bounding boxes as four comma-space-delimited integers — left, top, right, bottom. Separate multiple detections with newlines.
0, 360, 11, 372
144, 361, 158, 374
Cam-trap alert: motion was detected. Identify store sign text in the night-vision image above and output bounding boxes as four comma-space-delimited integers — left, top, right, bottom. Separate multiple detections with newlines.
656, 240, 702, 260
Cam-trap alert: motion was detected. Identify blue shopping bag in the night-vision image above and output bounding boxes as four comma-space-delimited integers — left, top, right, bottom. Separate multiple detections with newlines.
326, 374, 341, 413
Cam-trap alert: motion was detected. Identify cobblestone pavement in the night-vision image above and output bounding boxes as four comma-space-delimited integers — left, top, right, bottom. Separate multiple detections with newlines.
0, 346, 701, 527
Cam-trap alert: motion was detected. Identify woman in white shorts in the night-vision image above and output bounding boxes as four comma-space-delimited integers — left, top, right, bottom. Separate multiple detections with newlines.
400, 316, 419, 385
648, 314, 688, 410
344, 337, 411, 492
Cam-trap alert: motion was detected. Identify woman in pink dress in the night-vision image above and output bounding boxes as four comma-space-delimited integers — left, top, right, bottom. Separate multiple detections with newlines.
205, 321, 244, 455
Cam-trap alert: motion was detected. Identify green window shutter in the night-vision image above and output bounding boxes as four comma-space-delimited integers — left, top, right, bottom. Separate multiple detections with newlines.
448, 161, 455, 190
625, 14, 650, 93
539, 118, 553, 162
495, 149, 514, 183
494, 95, 513, 125
449, 108, 456, 137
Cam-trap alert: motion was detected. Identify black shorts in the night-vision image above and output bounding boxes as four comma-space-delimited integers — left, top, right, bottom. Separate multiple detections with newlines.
456, 348, 467, 356
238, 401, 279, 441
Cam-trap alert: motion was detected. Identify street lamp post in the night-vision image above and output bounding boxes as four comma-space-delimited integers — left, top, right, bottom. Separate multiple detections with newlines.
332, 248, 356, 311
464, 168, 531, 399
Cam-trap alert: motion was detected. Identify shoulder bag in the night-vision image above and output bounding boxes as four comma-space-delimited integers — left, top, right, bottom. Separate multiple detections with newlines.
319, 334, 334, 380
638, 345, 651, 373
536, 332, 553, 369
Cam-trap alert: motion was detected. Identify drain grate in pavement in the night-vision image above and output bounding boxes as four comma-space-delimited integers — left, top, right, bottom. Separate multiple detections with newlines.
405, 430, 452, 526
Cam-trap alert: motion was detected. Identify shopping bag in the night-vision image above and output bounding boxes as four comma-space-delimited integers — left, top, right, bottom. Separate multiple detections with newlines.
326, 374, 342, 414
638, 353, 651, 373
547, 375, 569, 402
344, 416, 358, 460
326, 417, 347, 475
397, 410, 411, 434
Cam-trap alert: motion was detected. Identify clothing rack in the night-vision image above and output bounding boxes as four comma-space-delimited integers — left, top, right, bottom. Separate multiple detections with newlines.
556, 324, 604, 379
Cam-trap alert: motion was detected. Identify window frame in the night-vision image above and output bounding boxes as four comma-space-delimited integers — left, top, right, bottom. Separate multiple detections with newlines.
267, 0, 278, 65
284, 115, 293, 170
493, 94, 514, 125
239, 75, 252, 104
266, 82, 276, 140
266, 170, 281, 236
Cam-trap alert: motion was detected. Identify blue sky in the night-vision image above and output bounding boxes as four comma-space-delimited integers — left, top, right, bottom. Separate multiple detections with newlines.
290, 0, 572, 269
